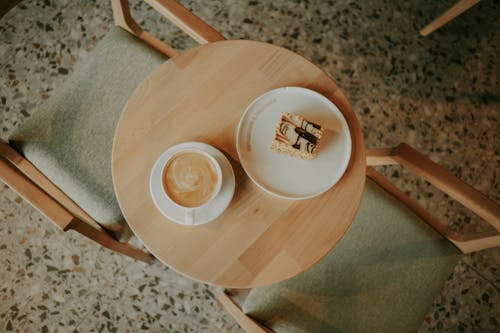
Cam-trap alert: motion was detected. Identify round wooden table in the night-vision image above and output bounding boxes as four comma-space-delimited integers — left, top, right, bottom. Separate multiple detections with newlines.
112, 40, 366, 288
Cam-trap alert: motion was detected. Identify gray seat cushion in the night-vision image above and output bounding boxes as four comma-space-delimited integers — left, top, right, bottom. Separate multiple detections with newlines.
9, 26, 166, 240
242, 179, 461, 333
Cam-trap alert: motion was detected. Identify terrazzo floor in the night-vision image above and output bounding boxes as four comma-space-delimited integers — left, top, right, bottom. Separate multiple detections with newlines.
1, 0, 499, 332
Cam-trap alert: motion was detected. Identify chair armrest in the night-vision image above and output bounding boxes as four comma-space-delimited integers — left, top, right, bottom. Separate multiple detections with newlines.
111, 0, 224, 58
366, 166, 500, 253
0, 142, 153, 261
367, 143, 500, 232
144, 0, 225, 44
112, 0, 178, 57
366, 147, 397, 166
0, 138, 23, 165
0, 156, 75, 231
448, 230, 500, 253
0, 140, 103, 230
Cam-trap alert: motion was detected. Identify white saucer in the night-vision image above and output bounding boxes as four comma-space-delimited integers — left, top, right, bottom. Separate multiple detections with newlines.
236, 87, 352, 200
150, 142, 235, 226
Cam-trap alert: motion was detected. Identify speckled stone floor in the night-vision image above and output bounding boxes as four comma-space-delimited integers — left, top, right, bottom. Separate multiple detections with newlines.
0, 0, 499, 332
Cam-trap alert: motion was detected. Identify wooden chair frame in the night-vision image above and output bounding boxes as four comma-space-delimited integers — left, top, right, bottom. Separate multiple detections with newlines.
420, 0, 480, 36
218, 143, 500, 333
0, 0, 224, 263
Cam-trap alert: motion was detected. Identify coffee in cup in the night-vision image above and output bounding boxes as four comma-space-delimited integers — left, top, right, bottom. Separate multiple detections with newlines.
162, 150, 222, 211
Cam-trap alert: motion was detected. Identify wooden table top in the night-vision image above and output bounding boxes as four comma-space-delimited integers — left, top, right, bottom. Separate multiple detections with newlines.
112, 40, 366, 288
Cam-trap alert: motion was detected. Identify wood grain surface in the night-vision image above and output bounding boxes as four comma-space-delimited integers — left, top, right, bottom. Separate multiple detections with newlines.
112, 40, 366, 288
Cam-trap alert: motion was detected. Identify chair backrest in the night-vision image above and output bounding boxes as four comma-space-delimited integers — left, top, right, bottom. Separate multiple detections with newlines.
110, 0, 225, 57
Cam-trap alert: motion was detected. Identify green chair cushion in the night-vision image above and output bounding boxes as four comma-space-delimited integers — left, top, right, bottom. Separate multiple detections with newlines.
9, 26, 166, 240
242, 179, 461, 333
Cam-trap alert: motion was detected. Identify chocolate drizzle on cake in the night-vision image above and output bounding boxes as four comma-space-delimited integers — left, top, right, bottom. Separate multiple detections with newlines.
271, 113, 323, 160
294, 127, 317, 145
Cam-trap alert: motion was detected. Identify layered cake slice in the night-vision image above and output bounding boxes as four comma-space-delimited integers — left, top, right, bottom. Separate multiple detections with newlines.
271, 112, 323, 160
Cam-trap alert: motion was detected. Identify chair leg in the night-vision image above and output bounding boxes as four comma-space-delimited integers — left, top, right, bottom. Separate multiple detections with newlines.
67, 218, 154, 263
420, 0, 480, 36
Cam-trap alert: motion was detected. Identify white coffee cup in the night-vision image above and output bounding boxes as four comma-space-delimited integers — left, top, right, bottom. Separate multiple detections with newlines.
161, 148, 223, 225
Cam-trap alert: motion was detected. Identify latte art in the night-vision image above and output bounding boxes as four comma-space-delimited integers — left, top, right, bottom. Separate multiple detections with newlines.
163, 151, 220, 208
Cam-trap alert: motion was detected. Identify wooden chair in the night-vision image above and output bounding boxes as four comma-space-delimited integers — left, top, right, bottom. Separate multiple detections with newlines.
420, 0, 480, 36
218, 143, 500, 333
0, 0, 224, 263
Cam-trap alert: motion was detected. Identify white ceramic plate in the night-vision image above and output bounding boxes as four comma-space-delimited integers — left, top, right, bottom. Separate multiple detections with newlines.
150, 142, 235, 226
236, 87, 351, 200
